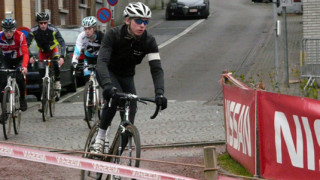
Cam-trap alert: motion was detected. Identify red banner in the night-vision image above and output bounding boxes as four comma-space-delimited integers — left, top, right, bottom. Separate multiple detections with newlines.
258, 91, 320, 180
223, 84, 256, 175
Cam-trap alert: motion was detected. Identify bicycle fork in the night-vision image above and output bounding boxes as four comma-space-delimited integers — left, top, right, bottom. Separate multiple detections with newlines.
116, 103, 133, 165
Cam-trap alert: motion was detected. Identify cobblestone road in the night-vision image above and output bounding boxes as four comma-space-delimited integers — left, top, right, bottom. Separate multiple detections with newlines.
3, 101, 225, 151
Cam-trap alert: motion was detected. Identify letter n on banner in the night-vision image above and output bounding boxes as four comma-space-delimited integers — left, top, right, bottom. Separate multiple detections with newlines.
257, 91, 320, 180
223, 84, 256, 175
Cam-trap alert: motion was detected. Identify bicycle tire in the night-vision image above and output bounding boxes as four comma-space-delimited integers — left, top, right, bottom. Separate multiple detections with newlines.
13, 83, 21, 134
80, 121, 103, 180
84, 81, 99, 129
49, 78, 56, 117
106, 124, 141, 180
2, 87, 12, 139
42, 80, 49, 122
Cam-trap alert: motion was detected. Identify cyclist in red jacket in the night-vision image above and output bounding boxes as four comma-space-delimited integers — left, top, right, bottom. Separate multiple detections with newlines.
0, 18, 29, 113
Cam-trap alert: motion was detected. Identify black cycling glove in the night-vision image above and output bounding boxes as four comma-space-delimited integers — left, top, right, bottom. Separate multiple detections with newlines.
155, 94, 167, 110
103, 84, 117, 100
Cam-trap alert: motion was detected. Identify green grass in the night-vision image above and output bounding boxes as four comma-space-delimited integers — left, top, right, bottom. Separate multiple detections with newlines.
217, 153, 253, 177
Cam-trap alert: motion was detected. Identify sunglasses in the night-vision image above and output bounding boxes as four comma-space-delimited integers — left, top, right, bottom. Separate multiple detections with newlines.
39, 22, 48, 25
4, 29, 15, 33
134, 19, 149, 25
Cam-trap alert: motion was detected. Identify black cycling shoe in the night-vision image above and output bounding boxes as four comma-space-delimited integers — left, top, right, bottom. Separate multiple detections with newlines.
20, 98, 28, 111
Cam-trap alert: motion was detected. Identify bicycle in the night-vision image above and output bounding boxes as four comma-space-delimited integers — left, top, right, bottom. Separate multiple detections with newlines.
83, 64, 102, 129
80, 92, 160, 180
40, 58, 58, 122
0, 68, 23, 140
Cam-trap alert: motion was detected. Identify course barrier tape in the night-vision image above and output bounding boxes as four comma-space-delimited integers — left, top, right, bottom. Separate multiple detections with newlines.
220, 73, 250, 90
0, 143, 197, 180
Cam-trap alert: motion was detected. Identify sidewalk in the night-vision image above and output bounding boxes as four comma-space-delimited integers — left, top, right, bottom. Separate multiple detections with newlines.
245, 14, 303, 97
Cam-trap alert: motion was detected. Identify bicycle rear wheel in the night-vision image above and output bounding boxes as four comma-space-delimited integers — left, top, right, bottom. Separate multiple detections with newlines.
49, 79, 56, 117
2, 87, 13, 139
80, 120, 103, 180
13, 83, 21, 134
42, 80, 49, 122
106, 125, 141, 180
84, 81, 99, 129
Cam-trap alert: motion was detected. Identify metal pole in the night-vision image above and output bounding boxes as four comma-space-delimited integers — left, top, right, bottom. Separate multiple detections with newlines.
283, 6, 289, 87
273, 0, 280, 87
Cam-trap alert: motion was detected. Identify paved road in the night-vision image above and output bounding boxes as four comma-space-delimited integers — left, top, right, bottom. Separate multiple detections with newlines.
5, 1, 277, 152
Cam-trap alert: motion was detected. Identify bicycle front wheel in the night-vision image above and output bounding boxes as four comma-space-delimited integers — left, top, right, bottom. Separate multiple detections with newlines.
49, 79, 56, 117
2, 87, 13, 139
80, 120, 103, 180
13, 83, 21, 134
106, 125, 141, 180
42, 80, 49, 122
84, 82, 99, 129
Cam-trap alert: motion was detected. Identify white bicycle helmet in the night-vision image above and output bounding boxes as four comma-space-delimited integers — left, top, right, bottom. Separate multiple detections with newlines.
82, 16, 97, 28
123, 2, 152, 18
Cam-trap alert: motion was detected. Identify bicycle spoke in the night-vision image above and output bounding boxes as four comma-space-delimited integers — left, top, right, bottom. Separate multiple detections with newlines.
2, 88, 12, 139
13, 84, 21, 134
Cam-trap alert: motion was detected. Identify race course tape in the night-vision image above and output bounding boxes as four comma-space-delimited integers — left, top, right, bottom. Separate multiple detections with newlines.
0, 143, 196, 180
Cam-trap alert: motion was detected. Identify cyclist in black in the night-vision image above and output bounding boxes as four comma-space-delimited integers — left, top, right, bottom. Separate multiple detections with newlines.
91, 2, 167, 153
26, 12, 65, 105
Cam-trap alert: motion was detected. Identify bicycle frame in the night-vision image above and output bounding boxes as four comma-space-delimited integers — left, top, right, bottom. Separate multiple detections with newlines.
86, 66, 100, 108
42, 59, 54, 101
1, 69, 19, 114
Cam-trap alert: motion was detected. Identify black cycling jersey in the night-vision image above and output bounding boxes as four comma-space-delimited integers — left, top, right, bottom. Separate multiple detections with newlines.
26, 24, 66, 58
97, 24, 164, 95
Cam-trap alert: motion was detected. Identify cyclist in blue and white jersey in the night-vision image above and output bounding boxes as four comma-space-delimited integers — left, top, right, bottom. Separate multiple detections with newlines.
72, 16, 104, 83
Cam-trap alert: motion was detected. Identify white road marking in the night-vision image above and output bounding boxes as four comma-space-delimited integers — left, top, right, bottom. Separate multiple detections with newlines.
58, 87, 85, 104
158, 19, 205, 49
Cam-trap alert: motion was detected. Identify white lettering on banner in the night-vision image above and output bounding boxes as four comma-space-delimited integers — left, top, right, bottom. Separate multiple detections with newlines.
274, 112, 320, 170
0, 147, 13, 155
92, 162, 119, 174
57, 157, 81, 167
225, 99, 252, 157
23, 151, 46, 161
132, 171, 160, 180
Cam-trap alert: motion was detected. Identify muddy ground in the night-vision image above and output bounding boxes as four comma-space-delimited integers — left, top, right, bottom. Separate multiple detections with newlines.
0, 144, 226, 180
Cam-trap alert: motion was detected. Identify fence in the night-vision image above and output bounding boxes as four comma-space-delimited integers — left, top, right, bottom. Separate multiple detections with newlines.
300, 38, 320, 90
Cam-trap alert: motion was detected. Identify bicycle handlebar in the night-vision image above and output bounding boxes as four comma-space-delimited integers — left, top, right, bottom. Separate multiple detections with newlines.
0, 67, 23, 73
115, 92, 160, 119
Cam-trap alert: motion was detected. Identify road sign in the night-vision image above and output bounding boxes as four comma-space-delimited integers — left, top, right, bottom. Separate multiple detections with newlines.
17, 27, 30, 37
107, 0, 118, 6
280, 0, 293, 7
96, 8, 112, 23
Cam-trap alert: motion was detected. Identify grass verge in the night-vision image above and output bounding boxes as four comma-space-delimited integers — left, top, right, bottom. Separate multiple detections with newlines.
218, 153, 253, 177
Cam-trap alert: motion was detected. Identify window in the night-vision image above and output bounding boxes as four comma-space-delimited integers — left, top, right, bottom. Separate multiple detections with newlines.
35, 0, 41, 13
60, 14, 66, 25
79, 0, 85, 4
59, 0, 64, 9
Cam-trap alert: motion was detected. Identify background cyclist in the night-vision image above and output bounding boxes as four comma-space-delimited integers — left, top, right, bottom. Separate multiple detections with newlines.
0, 18, 29, 114
91, 2, 168, 154
72, 16, 104, 84
26, 12, 65, 106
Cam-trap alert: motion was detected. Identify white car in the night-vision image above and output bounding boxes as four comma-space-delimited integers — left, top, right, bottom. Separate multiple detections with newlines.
277, 0, 302, 15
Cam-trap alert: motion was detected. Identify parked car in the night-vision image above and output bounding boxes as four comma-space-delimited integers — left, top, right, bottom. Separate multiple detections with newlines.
166, 0, 210, 20
277, 0, 302, 15
26, 26, 83, 100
